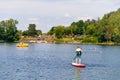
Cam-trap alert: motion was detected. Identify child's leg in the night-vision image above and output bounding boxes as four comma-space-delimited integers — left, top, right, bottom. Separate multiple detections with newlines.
76, 58, 79, 64
76, 58, 77, 63
79, 58, 81, 64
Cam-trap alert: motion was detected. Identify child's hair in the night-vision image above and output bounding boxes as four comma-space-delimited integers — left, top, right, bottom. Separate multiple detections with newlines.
77, 46, 80, 48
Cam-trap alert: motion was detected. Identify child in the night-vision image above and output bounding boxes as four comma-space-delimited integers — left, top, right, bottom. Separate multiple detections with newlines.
75, 46, 82, 64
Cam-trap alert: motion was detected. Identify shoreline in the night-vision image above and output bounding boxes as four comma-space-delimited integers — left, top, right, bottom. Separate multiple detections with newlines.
0, 41, 119, 46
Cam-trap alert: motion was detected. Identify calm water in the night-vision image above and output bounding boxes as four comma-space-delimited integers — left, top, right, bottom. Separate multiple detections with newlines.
0, 43, 120, 80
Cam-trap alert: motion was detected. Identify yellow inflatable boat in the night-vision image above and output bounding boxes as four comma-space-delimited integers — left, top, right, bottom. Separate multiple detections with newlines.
16, 43, 28, 47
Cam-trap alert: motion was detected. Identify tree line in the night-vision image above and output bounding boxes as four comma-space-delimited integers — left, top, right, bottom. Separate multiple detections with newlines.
48, 8, 120, 43
1, 8, 120, 43
0, 19, 42, 42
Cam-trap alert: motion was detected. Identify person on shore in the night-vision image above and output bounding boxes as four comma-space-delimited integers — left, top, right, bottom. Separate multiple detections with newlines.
75, 46, 82, 64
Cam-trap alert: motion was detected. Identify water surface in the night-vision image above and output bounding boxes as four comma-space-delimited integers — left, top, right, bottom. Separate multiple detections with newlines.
0, 43, 120, 80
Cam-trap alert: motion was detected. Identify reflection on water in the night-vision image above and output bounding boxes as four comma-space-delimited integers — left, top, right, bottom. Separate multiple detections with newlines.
72, 67, 82, 80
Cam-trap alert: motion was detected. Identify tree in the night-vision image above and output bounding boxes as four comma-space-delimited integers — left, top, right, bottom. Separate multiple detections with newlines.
2, 19, 19, 42
86, 24, 96, 35
112, 27, 120, 43
47, 27, 55, 35
70, 21, 85, 35
70, 22, 77, 35
28, 24, 37, 37
54, 26, 65, 39
74, 20, 85, 35
22, 30, 28, 36
0, 25, 5, 40
64, 26, 71, 35
15, 30, 22, 41
47, 8, 120, 43
36, 30, 42, 36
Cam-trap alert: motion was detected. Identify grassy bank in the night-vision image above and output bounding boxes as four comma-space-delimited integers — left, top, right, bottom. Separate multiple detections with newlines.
54, 37, 119, 46
1, 36, 119, 46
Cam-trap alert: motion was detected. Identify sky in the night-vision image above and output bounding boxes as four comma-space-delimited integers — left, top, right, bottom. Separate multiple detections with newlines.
0, 0, 120, 33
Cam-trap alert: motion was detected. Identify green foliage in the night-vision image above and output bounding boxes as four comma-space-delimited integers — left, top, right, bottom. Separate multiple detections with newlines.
54, 26, 65, 39
81, 36, 98, 43
70, 20, 85, 35
22, 30, 28, 36
86, 24, 96, 35
15, 30, 22, 41
75, 20, 85, 35
0, 19, 19, 42
36, 30, 42, 36
0, 19, 42, 42
28, 24, 37, 37
1, 8, 120, 43
0, 25, 5, 40
55, 39, 64, 44
64, 27, 71, 35
5, 19, 18, 42
95, 8, 120, 43
47, 8, 120, 44
47, 27, 55, 35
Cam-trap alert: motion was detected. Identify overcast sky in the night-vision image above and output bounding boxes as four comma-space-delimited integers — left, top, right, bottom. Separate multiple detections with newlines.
0, 0, 120, 33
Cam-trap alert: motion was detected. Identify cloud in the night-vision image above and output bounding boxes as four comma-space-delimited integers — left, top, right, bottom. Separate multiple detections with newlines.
28, 18, 39, 24
64, 13, 71, 17
76, 16, 93, 21
0, 0, 117, 17
0, 0, 120, 33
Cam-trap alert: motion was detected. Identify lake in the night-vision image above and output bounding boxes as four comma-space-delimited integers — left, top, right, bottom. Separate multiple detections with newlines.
0, 43, 120, 80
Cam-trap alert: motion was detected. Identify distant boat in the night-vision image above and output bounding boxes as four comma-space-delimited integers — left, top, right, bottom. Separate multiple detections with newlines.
16, 43, 28, 47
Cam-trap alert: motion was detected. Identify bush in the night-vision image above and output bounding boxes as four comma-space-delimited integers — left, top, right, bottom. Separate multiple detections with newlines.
81, 36, 98, 43
55, 39, 64, 44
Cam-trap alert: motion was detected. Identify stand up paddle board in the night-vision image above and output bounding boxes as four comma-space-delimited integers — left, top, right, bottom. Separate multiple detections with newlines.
72, 62, 86, 68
